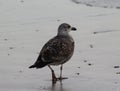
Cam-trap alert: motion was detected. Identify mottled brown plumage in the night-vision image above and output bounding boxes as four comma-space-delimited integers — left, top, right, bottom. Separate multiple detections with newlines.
29, 23, 76, 83
40, 36, 74, 65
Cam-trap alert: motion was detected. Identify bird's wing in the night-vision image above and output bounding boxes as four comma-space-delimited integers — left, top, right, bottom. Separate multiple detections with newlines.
39, 36, 74, 63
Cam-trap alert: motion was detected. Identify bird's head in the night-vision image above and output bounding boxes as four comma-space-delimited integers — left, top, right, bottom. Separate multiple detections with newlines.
57, 23, 77, 36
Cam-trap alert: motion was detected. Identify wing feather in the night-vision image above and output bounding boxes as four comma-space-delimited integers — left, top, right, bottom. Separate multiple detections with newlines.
40, 36, 74, 64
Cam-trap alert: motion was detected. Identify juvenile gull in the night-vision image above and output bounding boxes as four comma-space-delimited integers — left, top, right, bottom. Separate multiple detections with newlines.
29, 23, 76, 83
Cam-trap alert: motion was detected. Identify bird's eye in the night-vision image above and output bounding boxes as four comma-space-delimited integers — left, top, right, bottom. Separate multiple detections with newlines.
68, 25, 70, 29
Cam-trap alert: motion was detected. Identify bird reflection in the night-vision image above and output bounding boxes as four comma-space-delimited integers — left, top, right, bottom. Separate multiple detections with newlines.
38, 80, 70, 91
50, 81, 64, 91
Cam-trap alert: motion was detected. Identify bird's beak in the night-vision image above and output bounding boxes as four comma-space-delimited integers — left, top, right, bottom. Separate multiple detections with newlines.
71, 27, 77, 31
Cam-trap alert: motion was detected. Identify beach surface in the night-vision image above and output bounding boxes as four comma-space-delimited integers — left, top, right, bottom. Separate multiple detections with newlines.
0, 0, 120, 91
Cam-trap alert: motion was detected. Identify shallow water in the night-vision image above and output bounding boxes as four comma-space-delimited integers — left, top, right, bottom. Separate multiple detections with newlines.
71, 0, 120, 9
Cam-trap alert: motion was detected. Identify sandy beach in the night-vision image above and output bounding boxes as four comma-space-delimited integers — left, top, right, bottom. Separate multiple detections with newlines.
0, 0, 120, 91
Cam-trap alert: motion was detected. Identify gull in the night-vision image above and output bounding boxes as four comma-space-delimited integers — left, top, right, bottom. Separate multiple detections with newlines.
29, 23, 76, 83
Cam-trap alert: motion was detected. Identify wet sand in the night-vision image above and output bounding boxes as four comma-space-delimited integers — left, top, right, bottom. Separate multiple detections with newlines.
0, 0, 120, 91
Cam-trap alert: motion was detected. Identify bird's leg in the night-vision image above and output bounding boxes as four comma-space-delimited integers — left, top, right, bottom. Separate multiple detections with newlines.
58, 64, 68, 80
48, 65, 57, 84
60, 64, 63, 80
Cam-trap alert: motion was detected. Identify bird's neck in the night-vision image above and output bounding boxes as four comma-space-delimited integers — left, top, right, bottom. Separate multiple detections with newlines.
57, 30, 70, 36
57, 30, 74, 42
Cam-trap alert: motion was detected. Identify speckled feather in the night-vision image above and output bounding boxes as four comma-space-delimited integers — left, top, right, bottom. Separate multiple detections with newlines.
40, 35, 74, 65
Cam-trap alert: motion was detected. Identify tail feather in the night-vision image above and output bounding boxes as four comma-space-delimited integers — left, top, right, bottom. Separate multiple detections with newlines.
29, 65, 36, 68
29, 55, 51, 69
29, 61, 51, 69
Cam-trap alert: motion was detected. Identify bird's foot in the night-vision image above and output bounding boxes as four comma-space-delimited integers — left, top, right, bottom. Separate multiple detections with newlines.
52, 77, 57, 84
57, 77, 68, 81
52, 77, 68, 84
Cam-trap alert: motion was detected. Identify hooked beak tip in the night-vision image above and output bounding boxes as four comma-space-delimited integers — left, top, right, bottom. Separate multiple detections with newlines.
71, 27, 77, 31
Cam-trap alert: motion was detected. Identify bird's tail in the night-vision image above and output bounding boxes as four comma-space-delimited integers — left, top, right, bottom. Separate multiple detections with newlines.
29, 61, 48, 69
29, 65, 36, 68
29, 55, 51, 69
29, 58, 51, 69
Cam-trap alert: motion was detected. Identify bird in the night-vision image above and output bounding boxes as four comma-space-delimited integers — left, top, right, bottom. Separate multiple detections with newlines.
29, 23, 76, 83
